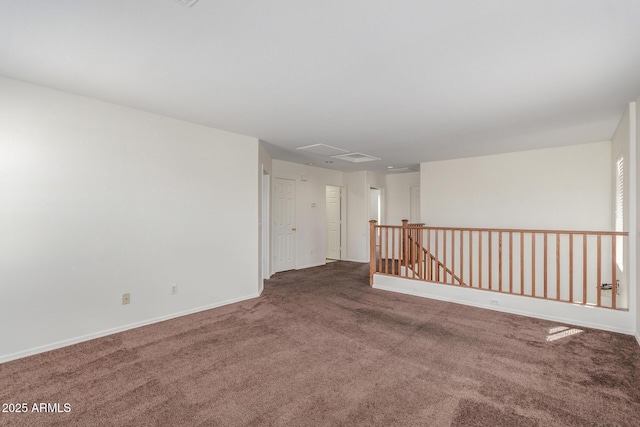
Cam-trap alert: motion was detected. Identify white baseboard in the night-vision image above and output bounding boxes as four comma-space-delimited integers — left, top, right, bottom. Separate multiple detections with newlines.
373, 274, 635, 336
296, 262, 326, 270
0, 292, 261, 365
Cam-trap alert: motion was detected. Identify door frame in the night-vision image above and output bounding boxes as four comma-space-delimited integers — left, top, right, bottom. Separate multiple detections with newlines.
262, 168, 271, 282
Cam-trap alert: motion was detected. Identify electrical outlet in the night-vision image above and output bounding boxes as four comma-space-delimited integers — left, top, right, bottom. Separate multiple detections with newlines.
490, 299, 499, 306
122, 293, 131, 305
171, 284, 178, 295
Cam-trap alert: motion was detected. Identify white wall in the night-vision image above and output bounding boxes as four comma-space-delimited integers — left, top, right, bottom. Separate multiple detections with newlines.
0, 77, 261, 362
346, 171, 368, 262
386, 172, 420, 226
272, 160, 344, 269
612, 107, 633, 312
610, 102, 639, 343
373, 274, 635, 335
421, 142, 612, 230
367, 171, 386, 188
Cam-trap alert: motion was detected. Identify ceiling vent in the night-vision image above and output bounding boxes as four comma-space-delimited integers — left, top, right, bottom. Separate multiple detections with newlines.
297, 144, 349, 157
331, 152, 381, 163
175, 0, 199, 7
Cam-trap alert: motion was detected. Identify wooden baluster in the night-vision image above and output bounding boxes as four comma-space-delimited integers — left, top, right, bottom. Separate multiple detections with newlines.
469, 231, 473, 287
509, 232, 513, 294
411, 227, 416, 278
499, 232, 503, 292
612, 235, 617, 310
460, 230, 464, 285
378, 226, 382, 274
543, 233, 548, 299
384, 226, 389, 274
556, 234, 560, 301
426, 228, 431, 281
520, 232, 524, 295
488, 232, 493, 290
392, 227, 396, 276
597, 235, 602, 307
401, 219, 408, 263
417, 228, 421, 279
413, 228, 421, 279
451, 230, 456, 285
443, 230, 447, 283
408, 227, 413, 278
436, 230, 440, 281
479, 232, 483, 289
569, 234, 574, 303
403, 220, 409, 278
532, 234, 536, 297
582, 234, 587, 305
421, 227, 425, 279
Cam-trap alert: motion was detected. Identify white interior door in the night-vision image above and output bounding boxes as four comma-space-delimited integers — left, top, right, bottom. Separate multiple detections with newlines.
274, 178, 296, 272
326, 185, 342, 260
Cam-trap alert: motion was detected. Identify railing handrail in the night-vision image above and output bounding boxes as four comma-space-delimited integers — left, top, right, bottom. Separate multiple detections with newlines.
378, 223, 628, 237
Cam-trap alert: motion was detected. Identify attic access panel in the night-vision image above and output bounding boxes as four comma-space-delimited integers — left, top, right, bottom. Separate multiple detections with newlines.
297, 144, 349, 157
331, 152, 381, 163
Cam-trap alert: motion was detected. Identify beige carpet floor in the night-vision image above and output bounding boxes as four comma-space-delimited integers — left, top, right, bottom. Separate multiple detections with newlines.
1, 261, 639, 426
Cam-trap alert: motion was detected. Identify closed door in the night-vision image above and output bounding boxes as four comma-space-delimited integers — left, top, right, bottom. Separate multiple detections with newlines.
326, 185, 342, 260
274, 178, 296, 272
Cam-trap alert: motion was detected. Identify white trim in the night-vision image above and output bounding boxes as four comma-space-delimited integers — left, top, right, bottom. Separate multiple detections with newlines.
0, 293, 261, 364
373, 274, 635, 335
344, 258, 369, 263
261, 166, 271, 284
628, 102, 638, 348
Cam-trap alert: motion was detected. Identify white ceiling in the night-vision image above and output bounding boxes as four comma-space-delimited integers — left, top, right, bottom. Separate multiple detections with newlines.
2, 1, 640, 172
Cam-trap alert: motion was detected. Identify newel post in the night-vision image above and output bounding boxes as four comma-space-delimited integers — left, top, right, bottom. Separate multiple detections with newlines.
401, 219, 409, 265
369, 220, 377, 286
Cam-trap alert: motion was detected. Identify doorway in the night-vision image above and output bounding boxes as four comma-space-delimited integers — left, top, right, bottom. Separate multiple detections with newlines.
325, 185, 342, 260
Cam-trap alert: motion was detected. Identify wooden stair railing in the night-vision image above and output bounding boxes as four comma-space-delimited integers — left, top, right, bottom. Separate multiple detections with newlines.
419, 244, 467, 286
403, 235, 469, 286
369, 220, 629, 310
